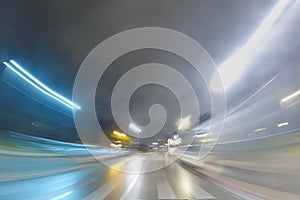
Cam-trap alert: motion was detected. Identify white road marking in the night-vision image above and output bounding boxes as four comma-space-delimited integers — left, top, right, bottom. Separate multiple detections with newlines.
185, 183, 215, 199
156, 171, 177, 199
84, 181, 117, 200
119, 173, 140, 200
119, 157, 147, 200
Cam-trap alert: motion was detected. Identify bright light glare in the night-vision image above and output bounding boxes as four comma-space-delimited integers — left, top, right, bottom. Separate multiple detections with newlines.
8, 60, 81, 110
152, 142, 158, 145
211, 0, 290, 91
253, 128, 267, 133
243, 0, 290, 53
177, 116, 191, 131
195, 133, 208, 138
129, 123, 142, 133
210, 49, 246, 91
3, 62, 74, 109
281, 89, 300, 103
113, 130, 127, 137
110, 143, 123, 148
200, 137, 216, 143
277, 122, 288, 127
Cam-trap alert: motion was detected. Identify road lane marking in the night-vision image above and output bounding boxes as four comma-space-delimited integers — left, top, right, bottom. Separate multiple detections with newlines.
84, 180, 117, 200
185, 183, 215, 199
119, 157, 147, 200
119, 173, 141, 200
156, 171, 177, 199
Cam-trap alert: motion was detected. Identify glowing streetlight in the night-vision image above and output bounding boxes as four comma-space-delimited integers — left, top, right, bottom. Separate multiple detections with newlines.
112, 130, 127, 137
177, 116, 191, 131
129, 123, 141, 134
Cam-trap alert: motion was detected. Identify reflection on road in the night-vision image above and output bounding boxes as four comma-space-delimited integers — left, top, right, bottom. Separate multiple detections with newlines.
1, 131, 300, 199
0, 132, 246, 200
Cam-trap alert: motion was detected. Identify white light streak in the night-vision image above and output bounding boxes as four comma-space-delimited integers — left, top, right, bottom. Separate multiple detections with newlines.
3, 62, 74, 109
194, 133, 208, 138
243, 0, 290, 53
277, 122, 289, 127
211, 0, 290, 91
8, 60, 81, 110
253, 128, 267, 133
281, 89, 300, 103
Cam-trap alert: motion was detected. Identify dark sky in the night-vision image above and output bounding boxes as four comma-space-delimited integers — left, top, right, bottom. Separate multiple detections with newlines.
0, 0, 280, 143
0, 0, 273, 96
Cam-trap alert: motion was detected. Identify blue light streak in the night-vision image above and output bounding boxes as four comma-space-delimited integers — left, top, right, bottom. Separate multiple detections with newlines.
3, 61, 81, 110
